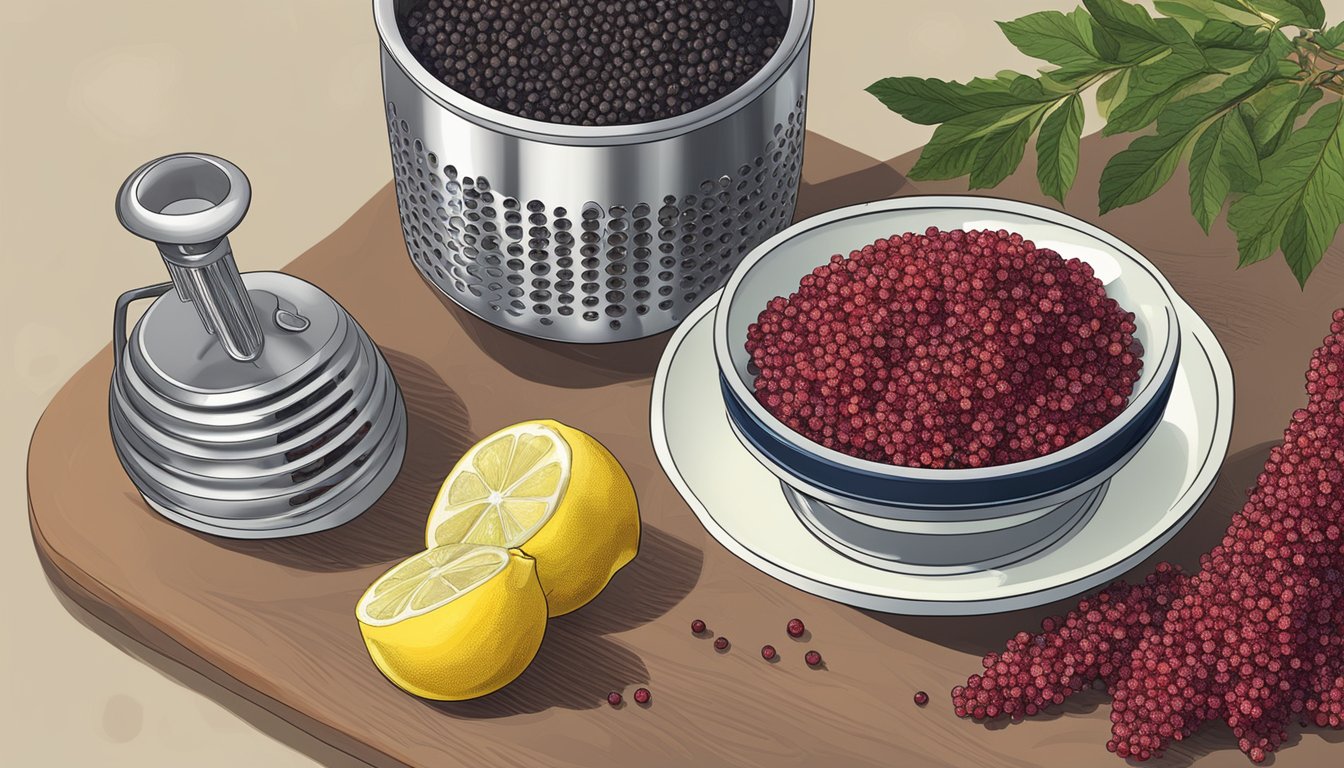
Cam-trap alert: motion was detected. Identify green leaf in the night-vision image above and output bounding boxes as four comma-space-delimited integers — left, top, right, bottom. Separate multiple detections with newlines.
1318, 22, 1344, 49
1099, 129, 1198, 213
1085, 0, 1165, 42
1269, 87, 1325, 154
1202, 47, 1267, 72
908, 121, 982, 180
1043, 65, 1110, 90
1156, 0, 1266, 28
1230, 107, 1265, 193
1090, 0, 1201, 70
1093, 25, 1124, 62
1234, 0, 1326, 29
1103, 22, 1214, 135
1037, 94, 1087, 202
1245, 82, 1302, 146
883, 73, 1071, 185
1246, 81, 1323, 157
1103, 64, 1212, 135
971, 112, 1046, 188
1195, 19, 1267, 49
1194, 19, 1271, 69
999, 9, 1104, 67
1099, 49, 1288, 213
1166, 40, 1289, 126
1096, 70, 1130, 118
908, 104, 1043, 180
1003, 72, 1041, 96
1282, 202, 1336, 283
1228, 100, 1344, 285
1187, 128, 1231, 232
866, 75, 1054, 125
1156, 2, 1217, 34
1188, 104, 1261, 231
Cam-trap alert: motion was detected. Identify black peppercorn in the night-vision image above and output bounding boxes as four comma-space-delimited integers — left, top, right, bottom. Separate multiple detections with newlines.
398, 0, 789, 125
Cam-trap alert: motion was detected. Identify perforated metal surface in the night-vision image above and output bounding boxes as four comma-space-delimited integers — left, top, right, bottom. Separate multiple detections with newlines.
376, 0, 815, 342
387, 97, 805, 340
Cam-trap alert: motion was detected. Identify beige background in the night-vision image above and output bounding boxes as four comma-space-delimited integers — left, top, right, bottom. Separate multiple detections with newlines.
4, 1, 1338, 766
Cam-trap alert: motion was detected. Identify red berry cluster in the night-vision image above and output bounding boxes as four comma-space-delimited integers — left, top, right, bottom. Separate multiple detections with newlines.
1310, 673, 1344, 728
951, 309, 1344, 764
952, 563, 1186, 720
745, 228, 1142, 469
1108, 309, 1344, 763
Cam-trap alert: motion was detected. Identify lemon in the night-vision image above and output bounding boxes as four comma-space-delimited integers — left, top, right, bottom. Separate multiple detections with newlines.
425, 419, 639, 617
355, 544, 547, 701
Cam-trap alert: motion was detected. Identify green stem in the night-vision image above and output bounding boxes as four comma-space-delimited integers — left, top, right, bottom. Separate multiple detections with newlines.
1073, 71, 1115, 93
1318, 48, 1344, 68
1293, 35, 1344, 97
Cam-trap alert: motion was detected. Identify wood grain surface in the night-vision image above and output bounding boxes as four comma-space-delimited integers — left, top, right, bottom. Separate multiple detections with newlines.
28, 132, 1344, 768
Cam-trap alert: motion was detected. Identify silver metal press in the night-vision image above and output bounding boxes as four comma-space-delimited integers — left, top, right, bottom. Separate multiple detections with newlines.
108, 153, 407, 539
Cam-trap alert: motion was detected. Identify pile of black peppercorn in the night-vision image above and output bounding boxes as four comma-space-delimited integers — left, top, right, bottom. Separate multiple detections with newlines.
399, 0, 789, 126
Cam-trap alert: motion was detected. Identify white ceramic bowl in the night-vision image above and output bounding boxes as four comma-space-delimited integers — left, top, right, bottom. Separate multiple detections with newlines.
714, 196, 1181, 571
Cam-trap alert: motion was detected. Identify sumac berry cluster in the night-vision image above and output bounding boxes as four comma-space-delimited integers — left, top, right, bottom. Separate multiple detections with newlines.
952, 309, 1344, 764
746, 227, 1141, 469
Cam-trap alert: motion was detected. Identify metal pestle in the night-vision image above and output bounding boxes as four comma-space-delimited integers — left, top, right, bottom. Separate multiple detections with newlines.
116, 153, 265, 362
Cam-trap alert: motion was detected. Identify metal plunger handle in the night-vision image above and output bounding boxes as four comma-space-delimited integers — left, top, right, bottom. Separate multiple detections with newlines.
115, 153, 264, 362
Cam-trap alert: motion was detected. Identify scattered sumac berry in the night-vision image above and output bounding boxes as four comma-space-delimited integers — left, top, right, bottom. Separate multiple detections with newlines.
633, 687, 651, 705
714, 636, 729, 651
805, 650, 822, 667
691, 619, 706, 635
787, 618, 805, 638
761, 644, 777, 661
607, 691, 622, 707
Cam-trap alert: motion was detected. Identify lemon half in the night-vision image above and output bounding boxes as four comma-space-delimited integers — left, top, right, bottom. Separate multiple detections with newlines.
356, 544, 547, 701
425, 419, 639, 616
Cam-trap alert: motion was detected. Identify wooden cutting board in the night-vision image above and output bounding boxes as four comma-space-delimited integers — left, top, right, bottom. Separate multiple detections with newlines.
28, 132, 1344, 768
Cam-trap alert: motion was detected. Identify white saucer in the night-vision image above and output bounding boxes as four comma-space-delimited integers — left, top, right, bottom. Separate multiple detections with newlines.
651, 292, 1234, 615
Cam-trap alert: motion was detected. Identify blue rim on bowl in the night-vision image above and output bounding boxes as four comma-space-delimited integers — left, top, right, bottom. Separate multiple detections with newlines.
714, 196, 1182, 519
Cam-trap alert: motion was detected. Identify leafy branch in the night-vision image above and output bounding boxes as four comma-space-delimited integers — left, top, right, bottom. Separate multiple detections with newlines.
866, 0, 1344, 287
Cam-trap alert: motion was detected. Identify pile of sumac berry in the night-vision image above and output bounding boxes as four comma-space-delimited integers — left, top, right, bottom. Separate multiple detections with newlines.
745, 227, 1142, 469
952, 309, 1344, 764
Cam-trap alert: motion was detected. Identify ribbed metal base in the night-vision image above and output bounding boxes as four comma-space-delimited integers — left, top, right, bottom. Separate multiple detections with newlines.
123, 397, 406, 539
109, 273, 409, 539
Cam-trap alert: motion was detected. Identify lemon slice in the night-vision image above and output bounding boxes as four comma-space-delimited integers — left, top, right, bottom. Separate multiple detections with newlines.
356, 544, 547, 700
426, 420, 639, 616
357, 544, 510, 625
427, 421, 570, 548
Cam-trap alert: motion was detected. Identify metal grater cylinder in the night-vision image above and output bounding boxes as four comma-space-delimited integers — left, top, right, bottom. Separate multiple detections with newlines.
373, 0, 814, 343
